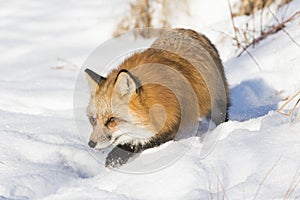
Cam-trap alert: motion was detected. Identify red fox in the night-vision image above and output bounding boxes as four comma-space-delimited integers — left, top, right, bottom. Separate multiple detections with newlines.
85, 28, 229, 168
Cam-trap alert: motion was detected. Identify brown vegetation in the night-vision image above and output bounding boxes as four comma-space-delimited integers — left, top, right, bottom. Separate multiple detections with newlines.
113, 0, 189, 38
233, 0, 292, 16
226, 0, 299, 63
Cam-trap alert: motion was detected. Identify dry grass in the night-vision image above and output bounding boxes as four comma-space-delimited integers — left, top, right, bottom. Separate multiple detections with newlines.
237, 10, 300, 56
212, 166, 229, 200
208, 158, 300, 199
233, 0, 292, 16
277, 91, 300, 123
50, 58, 79, 71
113, 0, 151, 38
253, 156, 282, 200
283, 165, 300, 199
226, 0, 299, 67
113, 0, 189, 38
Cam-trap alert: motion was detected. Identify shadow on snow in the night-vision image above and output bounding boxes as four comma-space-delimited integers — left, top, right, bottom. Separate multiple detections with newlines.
228, 78, 280, 121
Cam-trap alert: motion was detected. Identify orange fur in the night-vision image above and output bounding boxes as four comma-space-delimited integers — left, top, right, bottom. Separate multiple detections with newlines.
86, 28, 229, 153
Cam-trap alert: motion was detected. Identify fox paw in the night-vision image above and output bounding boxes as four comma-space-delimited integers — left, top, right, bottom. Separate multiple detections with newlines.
105, 147, 133, 168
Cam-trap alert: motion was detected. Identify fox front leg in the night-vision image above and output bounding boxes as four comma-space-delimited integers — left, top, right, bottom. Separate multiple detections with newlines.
105, 144, 140, 168
105, 135, 170, 168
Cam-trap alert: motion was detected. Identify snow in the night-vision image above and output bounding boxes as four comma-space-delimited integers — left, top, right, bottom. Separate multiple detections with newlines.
1, 0, 300, 199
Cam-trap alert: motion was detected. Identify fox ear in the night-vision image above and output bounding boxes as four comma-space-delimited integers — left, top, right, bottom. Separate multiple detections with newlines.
85, 68, 106, 92
114, 70, 137, 97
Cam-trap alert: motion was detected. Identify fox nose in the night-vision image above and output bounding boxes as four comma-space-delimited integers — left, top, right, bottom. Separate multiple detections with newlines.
88, 140, 97, 148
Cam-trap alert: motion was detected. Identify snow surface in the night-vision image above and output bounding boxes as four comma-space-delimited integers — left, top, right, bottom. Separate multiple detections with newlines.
1, 0, 300, 199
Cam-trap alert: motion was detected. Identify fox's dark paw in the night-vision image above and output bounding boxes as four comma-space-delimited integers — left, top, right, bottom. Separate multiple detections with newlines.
105, 146, 133, 168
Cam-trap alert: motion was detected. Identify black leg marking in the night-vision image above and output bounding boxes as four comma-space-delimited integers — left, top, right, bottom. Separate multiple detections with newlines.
225, 103, 230, 122
105, 133, 175, 168
105, 144, 135, 168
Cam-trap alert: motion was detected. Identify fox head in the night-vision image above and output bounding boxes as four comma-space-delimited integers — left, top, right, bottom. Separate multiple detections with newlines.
85, 68, 164, 150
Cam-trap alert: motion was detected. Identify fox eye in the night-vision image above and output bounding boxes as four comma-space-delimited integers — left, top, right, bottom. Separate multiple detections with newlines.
89, 115, 97, 126
105, 117, 117, 127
